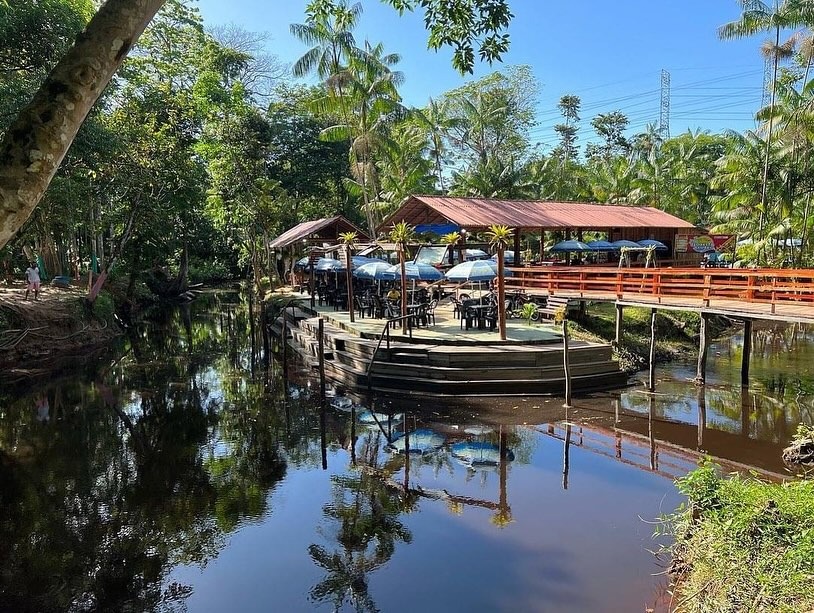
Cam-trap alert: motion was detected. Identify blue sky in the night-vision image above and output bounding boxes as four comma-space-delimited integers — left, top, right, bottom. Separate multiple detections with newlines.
195, 0, 771, 152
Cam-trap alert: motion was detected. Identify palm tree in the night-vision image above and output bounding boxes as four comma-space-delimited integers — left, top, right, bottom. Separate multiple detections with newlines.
718, 0, 813, 244
318, 41, 406, 236
389, 221, 414, 334
290, 1, 362, 82
440, 231, 461, 266
340, 231, 357, 322
485, 224, 513, 340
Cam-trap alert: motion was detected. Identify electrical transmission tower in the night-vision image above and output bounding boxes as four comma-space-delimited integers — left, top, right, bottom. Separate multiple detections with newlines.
762, 56, 772, 109
659, 69, 671, 139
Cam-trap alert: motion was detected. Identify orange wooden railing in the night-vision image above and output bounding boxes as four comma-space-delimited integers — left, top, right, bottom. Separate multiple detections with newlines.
504, 267, 814, 310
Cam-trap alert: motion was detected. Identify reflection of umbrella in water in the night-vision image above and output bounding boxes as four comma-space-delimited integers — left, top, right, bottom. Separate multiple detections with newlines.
463, 425, 494, 435
451, 441, 514, 466
357, 410, 404, 425
331, 396, 353, 412
386, 429, 446, 454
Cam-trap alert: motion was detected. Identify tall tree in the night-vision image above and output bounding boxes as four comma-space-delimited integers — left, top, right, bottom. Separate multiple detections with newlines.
719, 0, 813, 243
0, 0, 513, 249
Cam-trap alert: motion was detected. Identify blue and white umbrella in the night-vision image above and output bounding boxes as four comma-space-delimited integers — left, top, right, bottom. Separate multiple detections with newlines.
464, 248, 489, 260
352, 255, 380, 268
314, 257, 346, 272
357, 410, 404, 425
490, 250, 515, 264
353, 261, 396, 280
445, 259, 510, 283
387, 262, 444, 281
294, 256, 311, 270
637, 239, 669, 251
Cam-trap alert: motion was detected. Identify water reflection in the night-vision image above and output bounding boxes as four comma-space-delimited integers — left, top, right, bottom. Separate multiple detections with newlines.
1, 293, 811, 612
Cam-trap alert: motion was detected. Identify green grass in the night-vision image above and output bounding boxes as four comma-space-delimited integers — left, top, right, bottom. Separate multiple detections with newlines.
663, 462, 814, 612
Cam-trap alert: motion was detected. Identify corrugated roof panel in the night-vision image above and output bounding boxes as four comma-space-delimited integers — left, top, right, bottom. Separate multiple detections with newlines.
269, 216, 369, 250
378, 196, 697, 232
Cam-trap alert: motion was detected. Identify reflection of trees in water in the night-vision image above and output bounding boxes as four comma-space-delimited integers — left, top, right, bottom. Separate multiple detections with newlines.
0, 292, 296, 611
309, 432, 414, 613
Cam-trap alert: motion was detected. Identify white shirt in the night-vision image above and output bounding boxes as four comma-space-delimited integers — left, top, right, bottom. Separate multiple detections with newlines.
26, 266, 40, 283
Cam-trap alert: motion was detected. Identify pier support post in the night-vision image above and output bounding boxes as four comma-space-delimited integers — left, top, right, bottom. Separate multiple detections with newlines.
696, 312, 710, 384
318, 317, 326, 399
309, 260, 315, 309
741, 319, 752, 388
282, 305, 288, 377
562, 318, 572, 407
648, 308, 657, 392
614, 304, 624, 345
697, 385, 706, 448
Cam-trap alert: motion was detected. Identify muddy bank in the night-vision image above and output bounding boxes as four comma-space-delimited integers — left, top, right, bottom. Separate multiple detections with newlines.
0, 284, 121, 382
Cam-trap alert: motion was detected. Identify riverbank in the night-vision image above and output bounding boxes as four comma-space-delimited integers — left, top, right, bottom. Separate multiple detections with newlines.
0, 283, 120, 382
665, 461, 814, 612
569, 302, 731, 373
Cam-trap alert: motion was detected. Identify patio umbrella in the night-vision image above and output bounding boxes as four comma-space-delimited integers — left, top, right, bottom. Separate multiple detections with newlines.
586, 240, 616, 252
314, 257, 346, 272
387, 262, 444, 281
548, 240, 592, 253
445, 259, 510, 282
353, 261, 396, 280
490, 250, 515, 263
464, 248, 489, 260
294, 256, 311, 270
386, 429, 446, 455
610, 239, 641, 249
637, 239, 669, 251
352, 255, 379, 268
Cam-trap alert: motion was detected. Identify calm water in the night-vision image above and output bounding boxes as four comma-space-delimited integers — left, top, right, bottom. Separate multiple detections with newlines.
0, 291, 811, 612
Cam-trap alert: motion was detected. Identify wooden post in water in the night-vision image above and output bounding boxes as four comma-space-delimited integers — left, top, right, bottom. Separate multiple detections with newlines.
697, 384, 706, 448
614, 304, 624, 345
562, 318, 572, 408
318, 317, 326, 399
648, 308, 657, 392
282, 304, 288, 377
261, 301, 269, 368
696, 312, 710, 384
741, 318, 752, 388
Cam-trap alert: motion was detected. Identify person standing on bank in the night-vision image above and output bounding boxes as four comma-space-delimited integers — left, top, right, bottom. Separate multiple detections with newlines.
25, 262, 41, 300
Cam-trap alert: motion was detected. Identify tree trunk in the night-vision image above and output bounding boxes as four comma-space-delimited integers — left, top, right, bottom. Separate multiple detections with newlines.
497, 244, 506, 340
0, 0, 166, 249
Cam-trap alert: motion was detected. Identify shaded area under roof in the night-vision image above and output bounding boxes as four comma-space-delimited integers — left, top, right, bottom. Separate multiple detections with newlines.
269, 216, 370, 250
378, 196, 697, 233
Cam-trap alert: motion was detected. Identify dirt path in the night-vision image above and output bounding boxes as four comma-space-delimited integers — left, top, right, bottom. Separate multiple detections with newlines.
0, 281, 120, 382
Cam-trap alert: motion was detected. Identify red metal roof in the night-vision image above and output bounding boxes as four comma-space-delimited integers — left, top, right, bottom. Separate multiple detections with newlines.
378, 196, 697, 233
269, 216, 369, 249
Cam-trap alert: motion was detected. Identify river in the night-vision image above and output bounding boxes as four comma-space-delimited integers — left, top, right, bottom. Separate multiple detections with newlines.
0, 289, 811, 612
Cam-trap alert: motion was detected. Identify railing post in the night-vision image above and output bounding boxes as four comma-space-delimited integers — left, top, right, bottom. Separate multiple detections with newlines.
746, 274, 755, 302
318, 318, 326, 399
771, 277, 777, 314
616, 271, 623, 300
703, 273, 711, 307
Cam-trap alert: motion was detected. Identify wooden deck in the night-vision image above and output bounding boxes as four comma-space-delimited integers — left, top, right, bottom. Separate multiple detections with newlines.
505, 266, 814, 323
271, 304, 628, 396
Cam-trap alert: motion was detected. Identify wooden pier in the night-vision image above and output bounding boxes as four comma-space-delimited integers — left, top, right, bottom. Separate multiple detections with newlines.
506, 266, 814, 385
